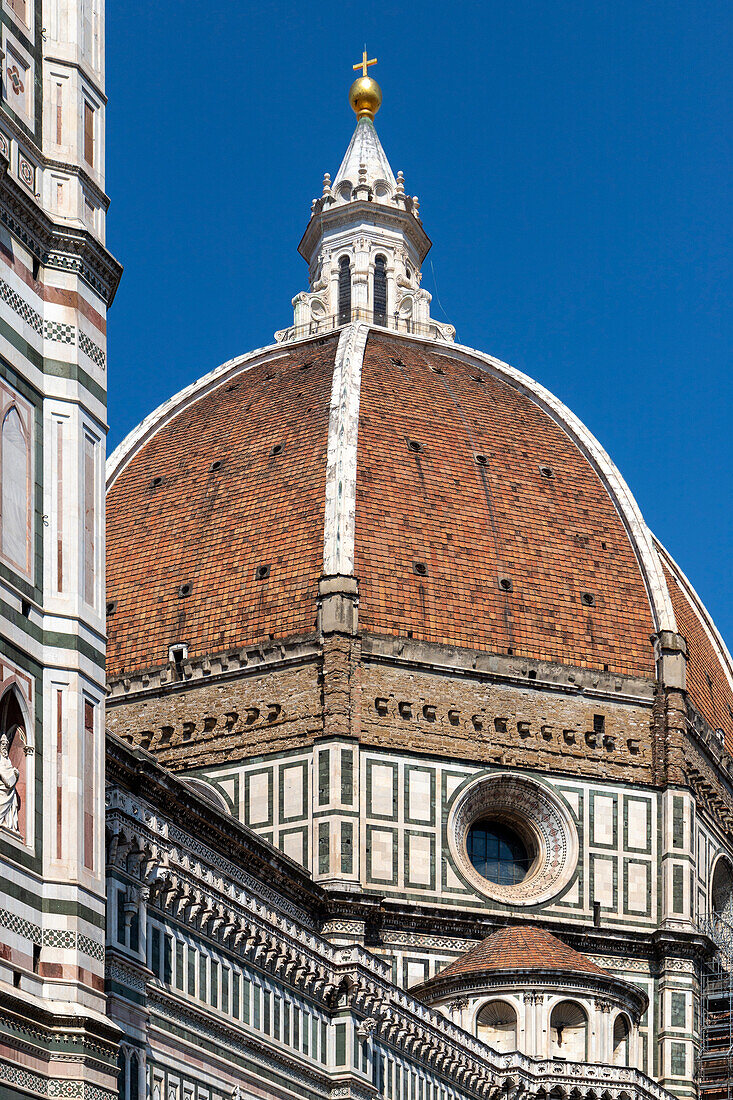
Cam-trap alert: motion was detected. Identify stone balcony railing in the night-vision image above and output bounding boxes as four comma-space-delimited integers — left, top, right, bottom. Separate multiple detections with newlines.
274, 307, 456, 345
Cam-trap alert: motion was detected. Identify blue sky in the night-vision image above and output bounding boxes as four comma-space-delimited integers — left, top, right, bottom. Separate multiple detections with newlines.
105, 1, 732, 643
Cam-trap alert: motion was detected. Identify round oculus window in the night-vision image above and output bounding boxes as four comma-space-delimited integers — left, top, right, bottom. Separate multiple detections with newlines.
448, 773, 578, 905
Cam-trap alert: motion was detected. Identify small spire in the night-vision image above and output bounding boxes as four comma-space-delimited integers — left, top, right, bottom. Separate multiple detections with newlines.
322, 173, 332, 196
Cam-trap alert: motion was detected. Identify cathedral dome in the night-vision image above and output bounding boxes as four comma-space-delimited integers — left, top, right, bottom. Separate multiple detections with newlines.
105, 324, 733, 746
106, 72, 733, 756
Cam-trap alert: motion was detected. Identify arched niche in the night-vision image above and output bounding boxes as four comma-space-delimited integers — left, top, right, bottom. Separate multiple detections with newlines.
0, 684, 30, 841
712, 856, 733, 921
550, 1000, 588, 1061
1, 402, 31, 574
476, 999, 518, 1054
612, 1013, 631, 1066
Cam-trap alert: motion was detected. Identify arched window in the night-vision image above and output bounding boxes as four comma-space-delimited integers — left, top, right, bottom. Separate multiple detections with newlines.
550, 1000, 588, 1061
338, 256, 351, 325
1, 405, 30, 571
373, 254, 387, 326
476, 999, 518, 1053
128, 1052, 139, 1100
613, 1013, 631, 1066
712, 857, 733, 921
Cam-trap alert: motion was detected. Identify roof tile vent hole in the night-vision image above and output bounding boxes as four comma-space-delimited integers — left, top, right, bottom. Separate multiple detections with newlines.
406, 439, 423, 454
270, 443, 283, 457
475, 453, 488, 467
256, 564, 271, 581
498, 576, 513, 593
106, 600, 117, 617
413, 561, 428, 577
210, 460, 224, 472
473, 375, 486, 385
581, 591, 596, 606
389, 356, 405, 368
178, 582, 192, 598
150, 476, 164, 489
539, 465, 554, 479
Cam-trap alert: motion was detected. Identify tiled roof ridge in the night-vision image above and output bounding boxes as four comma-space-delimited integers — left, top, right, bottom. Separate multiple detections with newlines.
435, 924, 607, 980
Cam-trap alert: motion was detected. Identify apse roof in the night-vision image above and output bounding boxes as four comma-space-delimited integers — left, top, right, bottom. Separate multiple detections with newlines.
430, 925, 607, 980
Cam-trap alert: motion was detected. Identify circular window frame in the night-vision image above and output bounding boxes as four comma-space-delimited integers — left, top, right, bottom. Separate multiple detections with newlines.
448, 772, 578, 906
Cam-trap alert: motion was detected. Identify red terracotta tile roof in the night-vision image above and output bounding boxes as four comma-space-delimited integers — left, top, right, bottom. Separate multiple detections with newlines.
107, 329, 662, 679
435, 925, 606, 980
662, 560, 733, 751
106, 335, 337, 676
354, 333, 656, 678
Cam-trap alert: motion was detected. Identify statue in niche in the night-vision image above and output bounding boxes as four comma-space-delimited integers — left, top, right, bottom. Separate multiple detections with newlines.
0, 732, 19, 832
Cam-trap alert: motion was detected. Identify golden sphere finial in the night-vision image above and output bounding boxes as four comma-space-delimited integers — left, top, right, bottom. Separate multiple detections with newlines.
349, 75, 382, 120
350, 47, 381, 120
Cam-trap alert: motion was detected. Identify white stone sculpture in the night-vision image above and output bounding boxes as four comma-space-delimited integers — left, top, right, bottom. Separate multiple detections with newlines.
0, 733, 19, 832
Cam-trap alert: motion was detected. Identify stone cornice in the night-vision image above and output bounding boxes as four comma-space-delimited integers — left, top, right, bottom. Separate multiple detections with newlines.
0, 984, 121, 1054
375, 902, 714, 966
0, 159, 122, 304
106, 634, 320, 701
362, 631, 656, 705
298, 201, 432, 264
106, 628, 654, 708
106, 731, 326, 916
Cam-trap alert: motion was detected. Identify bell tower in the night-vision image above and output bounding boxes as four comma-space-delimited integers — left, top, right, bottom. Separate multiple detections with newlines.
0, 0, 122, 1094
276, 52, 455, 343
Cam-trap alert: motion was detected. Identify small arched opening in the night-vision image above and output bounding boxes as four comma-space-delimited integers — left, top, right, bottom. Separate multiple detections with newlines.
550, 1000, 588, 1061
373, 254, 387, 327
612, 1014, 631, 1066
338, 256, 351, 325
476, 999, 518, 1053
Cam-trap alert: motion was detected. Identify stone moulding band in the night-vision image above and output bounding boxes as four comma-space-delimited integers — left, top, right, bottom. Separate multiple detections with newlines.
0, 906, 105, 960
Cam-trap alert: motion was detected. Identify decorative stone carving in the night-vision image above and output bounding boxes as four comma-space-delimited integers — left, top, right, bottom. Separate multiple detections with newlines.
447, 771, 579, 906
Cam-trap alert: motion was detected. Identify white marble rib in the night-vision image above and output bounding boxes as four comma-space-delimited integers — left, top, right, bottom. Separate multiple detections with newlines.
322, 323, 369, 576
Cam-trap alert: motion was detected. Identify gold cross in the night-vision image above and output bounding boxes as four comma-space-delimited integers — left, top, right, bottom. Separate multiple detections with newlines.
353, 48, 377, 78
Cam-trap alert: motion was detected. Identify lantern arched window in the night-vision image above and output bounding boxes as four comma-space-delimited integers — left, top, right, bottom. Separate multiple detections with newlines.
373, 254, 387, 326
338, 256, 351, 325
